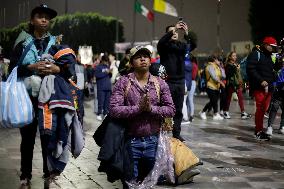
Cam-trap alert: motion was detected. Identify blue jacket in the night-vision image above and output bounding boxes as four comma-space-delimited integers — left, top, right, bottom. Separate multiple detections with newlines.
184, 54, 192, 91
95, 64, 112, 91
9, 31, 56, 77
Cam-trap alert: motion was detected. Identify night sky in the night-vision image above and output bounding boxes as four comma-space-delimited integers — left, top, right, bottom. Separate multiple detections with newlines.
0, 0, 251, 53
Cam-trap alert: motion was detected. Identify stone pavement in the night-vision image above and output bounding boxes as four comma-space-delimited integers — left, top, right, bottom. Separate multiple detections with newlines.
0, 95, 284, 189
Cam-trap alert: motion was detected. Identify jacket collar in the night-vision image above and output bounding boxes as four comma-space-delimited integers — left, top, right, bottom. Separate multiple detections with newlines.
128, 72, 155, 84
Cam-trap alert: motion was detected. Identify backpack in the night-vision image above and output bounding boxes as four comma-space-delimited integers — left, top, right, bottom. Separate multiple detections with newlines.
240, 51, 260, 81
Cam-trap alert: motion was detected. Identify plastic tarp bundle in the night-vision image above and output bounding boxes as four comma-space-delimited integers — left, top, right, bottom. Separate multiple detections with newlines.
0, 67, 34, 128
127, 131, 175, 189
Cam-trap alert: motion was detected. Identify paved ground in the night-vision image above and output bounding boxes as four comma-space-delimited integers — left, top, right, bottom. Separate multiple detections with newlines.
0, 95, 284, 189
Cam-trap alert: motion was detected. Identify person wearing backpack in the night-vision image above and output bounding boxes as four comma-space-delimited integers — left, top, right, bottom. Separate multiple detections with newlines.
246, 36, 278, 140
8, 4, 60, 186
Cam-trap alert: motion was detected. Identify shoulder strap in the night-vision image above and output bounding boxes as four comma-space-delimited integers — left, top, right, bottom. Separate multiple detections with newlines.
152, 76, 161, 102
17, 40, 34, 66
124, 76, 161, 102
124, 79, 132, 97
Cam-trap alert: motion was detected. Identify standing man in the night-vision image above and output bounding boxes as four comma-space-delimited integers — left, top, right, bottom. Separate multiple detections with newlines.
157, 21, 196, 142
8, 4, 59, 185
246, 36, 278, 140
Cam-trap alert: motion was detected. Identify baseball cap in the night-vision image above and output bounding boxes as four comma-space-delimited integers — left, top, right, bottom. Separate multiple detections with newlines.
263, 36, 277, 47
31, 4, 57, 19
129, 45, 152, 59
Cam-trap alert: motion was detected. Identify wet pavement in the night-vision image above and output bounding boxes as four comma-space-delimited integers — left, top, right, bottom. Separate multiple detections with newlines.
0, 95, 284, 189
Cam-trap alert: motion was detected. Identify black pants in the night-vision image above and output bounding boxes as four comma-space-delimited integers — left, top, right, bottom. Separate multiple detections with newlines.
167, 82, 185, 137
203, 88, 220, 114
268, 90, 284, 128
219, 86, 226, 111
20, 97, 49, 180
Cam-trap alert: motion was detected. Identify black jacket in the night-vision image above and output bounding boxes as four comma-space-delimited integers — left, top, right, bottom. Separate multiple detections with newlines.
95, 116, 133, 182
157, 31, 196, 84
246, 48, 275, 92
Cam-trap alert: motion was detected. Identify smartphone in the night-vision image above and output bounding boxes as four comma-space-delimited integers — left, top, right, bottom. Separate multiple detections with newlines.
179, 17, 183, 21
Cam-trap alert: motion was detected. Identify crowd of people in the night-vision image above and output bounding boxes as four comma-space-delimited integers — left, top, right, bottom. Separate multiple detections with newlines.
0, 3, 283, 189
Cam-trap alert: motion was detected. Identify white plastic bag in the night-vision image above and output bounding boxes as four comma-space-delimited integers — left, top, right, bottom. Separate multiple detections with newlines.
0, 67, 34, 128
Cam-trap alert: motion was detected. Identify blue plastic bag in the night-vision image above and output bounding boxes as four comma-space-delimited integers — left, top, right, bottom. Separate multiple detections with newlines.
0, 67, 34, 128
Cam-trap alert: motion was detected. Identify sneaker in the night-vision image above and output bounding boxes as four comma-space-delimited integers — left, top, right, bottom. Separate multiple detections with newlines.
213, 113, 224, 120
255, 131, 270, 141
181, 121, 191, 125
96, 115, 103, 121
176, 168, 200, 185
220, 110, 224, 116
241, 112, 251, 119
223, 112, 231, 119
266, 126, 273, 136
279, 127, 284, 134
199, 111, 207, 120
20, 178, 31, 186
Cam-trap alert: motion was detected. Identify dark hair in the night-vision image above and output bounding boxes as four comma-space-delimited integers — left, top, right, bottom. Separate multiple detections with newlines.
190, 54, 197, 63
125, 48, 131, 54
226, 51, 236, 63
166, 25, 175, 33
207, 55, 218, 62
101, 55, 109, 62
28, 23, 35, 33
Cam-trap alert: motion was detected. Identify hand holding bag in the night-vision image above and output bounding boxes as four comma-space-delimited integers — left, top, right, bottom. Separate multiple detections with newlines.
0, 67, 34, 128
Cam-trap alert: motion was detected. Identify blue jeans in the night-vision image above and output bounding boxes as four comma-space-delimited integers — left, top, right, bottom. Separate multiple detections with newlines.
130, 135, 158, 181
187, 80, 196, 116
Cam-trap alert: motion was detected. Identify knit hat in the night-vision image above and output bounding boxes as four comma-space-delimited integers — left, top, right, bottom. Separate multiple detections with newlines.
263, 36, 277, 47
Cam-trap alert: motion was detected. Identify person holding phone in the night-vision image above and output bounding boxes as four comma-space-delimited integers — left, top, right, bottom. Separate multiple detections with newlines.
157, 19, 196, 142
